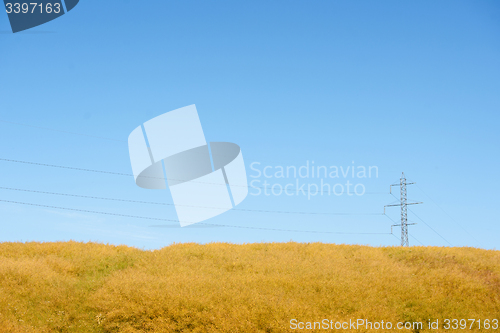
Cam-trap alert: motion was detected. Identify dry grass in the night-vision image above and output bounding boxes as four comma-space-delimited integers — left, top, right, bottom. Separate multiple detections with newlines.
0, 241, 498, 332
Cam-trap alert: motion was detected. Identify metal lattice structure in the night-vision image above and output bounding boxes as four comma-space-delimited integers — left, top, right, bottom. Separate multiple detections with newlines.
400, 173, 409, 246
385, 172, 421, 247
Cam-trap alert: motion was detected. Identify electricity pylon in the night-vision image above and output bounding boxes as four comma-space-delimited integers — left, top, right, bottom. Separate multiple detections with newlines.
385, 172, 422, 246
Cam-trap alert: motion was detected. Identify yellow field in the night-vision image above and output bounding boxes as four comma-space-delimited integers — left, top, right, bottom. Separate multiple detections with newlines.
0, 242, 498, 332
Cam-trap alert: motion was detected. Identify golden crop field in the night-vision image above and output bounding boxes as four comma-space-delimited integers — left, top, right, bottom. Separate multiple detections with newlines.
0, 241, 498, 332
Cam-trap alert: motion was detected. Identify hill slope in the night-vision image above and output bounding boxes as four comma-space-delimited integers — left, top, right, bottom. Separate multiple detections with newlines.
0, 242, 498, 332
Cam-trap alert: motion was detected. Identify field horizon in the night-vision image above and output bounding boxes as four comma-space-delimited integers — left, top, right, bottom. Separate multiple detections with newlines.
0, 241, 498, 332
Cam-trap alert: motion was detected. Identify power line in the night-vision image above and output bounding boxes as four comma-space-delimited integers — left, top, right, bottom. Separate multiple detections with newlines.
390, 232, 400, 243
384, 213, 397, 224
152, 223, 392, 235
415, 184, 479, 244
0, 199, 177, 222
0, 199, 391, 235
409, 234, 424, 246
0, 158, 386, 195
408, 208, 453, 246
0, 186, 384, 216
0, 157, 133, 177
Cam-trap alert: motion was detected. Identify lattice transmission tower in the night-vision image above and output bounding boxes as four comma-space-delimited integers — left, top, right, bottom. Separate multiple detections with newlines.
385, 172, 422, 246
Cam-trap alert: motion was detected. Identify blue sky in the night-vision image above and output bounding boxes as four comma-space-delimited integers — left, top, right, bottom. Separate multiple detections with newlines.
0, 0, 499, 249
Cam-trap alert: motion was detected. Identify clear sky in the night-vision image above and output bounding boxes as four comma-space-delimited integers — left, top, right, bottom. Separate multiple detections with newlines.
1, 0, 499, 250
